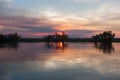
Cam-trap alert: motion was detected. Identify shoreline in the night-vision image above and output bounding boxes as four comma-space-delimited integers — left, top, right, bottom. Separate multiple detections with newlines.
19, 38, 120, 42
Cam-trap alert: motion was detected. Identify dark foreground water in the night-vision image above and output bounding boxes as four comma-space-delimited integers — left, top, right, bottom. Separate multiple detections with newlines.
0, 42, 120, 80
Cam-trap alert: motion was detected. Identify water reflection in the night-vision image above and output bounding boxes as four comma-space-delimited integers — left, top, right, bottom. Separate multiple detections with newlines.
0, 43, 18, 49
45, 42, 68, 50
0, 43, 120, 80
94, 42, 115, 54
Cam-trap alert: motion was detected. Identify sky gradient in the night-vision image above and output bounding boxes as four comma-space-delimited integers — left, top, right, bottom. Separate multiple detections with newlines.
0, 0, 120, 38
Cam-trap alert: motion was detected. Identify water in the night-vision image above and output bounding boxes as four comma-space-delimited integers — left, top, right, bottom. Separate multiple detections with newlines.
0, 42, 120, 80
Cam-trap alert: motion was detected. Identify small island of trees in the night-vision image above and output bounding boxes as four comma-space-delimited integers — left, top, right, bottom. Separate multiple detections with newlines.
44, 32, 68, 43
92, 31, 115, 44
0, 31, 118, 53
0, 32, 20, 44
92, 31, 115, 54
0, 31, 120, 44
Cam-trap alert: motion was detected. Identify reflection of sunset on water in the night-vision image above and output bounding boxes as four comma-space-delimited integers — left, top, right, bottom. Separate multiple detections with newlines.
0, 43, 120, 80
57, 42, 64, 49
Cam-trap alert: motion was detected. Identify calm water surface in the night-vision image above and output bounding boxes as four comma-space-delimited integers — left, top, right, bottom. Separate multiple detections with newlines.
0, 42, 120, 80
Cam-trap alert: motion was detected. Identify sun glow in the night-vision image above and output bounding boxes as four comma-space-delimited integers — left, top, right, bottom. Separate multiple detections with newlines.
57, 42, 64, 48
57, 32, 63, 36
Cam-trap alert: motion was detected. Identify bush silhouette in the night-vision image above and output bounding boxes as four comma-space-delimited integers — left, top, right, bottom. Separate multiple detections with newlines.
0, 32, 20, 44
44, 32, 68, 43
92, 31, 115, 43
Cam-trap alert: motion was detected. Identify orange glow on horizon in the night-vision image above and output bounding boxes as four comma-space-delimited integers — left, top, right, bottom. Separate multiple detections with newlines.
55, 25, 69, 31
57, 32, 63, 36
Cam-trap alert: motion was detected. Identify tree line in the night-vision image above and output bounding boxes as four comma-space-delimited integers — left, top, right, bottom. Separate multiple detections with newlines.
44, 32, 68, 43
0, 32, 20, 44
0, 31, 116, 44
92, 31, 115, 54
92, 31, 115, 43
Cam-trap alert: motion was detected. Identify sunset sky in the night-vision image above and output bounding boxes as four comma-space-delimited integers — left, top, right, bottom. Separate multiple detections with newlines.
0, 0, 120, 38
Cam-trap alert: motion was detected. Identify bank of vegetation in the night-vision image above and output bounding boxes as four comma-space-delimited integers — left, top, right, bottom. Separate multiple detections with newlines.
0, 31, 120, 43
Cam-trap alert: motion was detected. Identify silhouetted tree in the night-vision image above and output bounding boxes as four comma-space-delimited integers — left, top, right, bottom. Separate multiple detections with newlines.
44, 32, 68, 43
92, 31, 115, 43
0, 34, 5, 44
0, 32, 20, 44
93, 31, 115, 54
44, 35, 53, 43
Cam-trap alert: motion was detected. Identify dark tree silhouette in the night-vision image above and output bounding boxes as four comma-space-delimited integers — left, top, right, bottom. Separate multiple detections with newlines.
92, 31, 115, 43
44, 34, 53, 43
0, 32, 20, 44
44, 32, 68, 43
0, 34, 5, 44
92, 31, 115, 54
